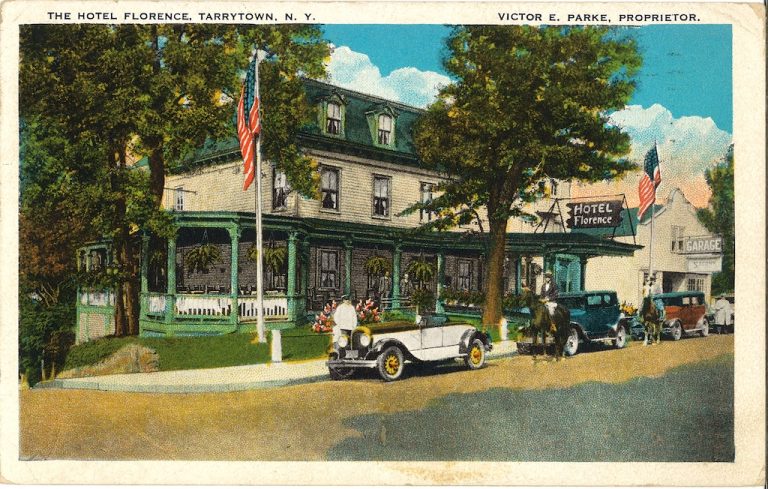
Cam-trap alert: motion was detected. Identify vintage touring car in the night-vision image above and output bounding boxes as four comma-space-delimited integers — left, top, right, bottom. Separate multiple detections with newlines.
655, 291, 710, 339
326, 304, 492, 382
514, 290, 630, 356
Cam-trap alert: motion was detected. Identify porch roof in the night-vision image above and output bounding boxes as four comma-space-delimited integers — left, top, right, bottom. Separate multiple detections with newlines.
169, 211, 642, 258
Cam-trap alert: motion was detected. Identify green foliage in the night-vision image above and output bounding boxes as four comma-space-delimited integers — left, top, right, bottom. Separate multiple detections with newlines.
185, 244, 222, 274
407, 26, 641, 326
696, 145, 734, 294
248, 245, 288, 273
440, 287, 486, 305
363, 256, 391, 276
411, 288, 436, 313
406, 258, 435, 286
19, 293, 76, 384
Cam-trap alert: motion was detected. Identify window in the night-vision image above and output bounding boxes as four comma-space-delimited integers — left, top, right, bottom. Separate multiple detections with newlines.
587, 295, 602, 306
320, 167, 339, 210
378, 114, 392, 145
671, 225, 685, 251
550, 179, 558, 197
457, 260, 473, 290
272, 169, 289, 209
174, 187, 184, 211
687, 277, 704, 292
373, 176, 390, 217
420, 183, 433, 222
319, 250, 338, 289
326, 102, 341, 135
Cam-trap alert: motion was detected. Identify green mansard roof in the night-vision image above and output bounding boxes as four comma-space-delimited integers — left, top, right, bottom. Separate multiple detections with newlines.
171, 79, 424, 173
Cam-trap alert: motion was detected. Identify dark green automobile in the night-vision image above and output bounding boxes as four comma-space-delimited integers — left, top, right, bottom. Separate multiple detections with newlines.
513, 290, 631, 356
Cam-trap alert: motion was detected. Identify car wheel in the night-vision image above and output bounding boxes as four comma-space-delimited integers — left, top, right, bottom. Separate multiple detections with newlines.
564, 327, 579, 356
465, 338, 486, 370
614, 324, 627, 349
377, 345, 405, 382
671, 321, 682, 341
327, 353, 354, 380
700, 318, 709, 337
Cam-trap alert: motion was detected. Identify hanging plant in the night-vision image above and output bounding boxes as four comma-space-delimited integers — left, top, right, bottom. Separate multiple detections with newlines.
406, 258, 435, 287
363, 255, 391, 276
185, 244, 221, 274
248, 244, 287, 274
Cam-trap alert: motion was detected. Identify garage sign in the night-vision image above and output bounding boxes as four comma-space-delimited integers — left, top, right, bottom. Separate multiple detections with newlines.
680, 236, 723, 254
566, 200, 623, 228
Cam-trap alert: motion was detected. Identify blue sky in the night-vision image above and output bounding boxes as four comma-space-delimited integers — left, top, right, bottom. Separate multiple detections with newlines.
320, 24, 733, 206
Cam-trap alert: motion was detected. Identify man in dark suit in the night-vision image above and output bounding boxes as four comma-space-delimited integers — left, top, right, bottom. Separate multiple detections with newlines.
540, 270, 559, 315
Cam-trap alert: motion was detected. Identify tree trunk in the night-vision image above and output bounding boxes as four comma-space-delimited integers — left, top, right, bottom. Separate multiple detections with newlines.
482, 217, 508, 336
148, 147, 165, 208
114, 279, 126, 336
124, 236, 141, 336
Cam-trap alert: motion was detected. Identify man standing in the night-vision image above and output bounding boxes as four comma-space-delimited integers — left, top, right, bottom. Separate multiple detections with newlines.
377, 271, 392, 304
712, 293, 733, 334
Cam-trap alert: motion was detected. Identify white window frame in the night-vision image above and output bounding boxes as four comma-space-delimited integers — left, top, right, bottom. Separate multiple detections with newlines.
420, 182, 434, 223
320, 166, 340, 211
372, 175, 391, 218
326, 102, 341, 135
377, 114, 393, 145
272, 169, 290, 210
174, 187, 185, 211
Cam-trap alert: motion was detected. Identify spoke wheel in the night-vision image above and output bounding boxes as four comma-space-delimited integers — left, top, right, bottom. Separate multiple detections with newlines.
465, 338, 486, 370
614, 324, 627, 349
564, 327, 579, 356
700, 318, 709, 337
377, 345, 405, 382
671, 322, 683, 341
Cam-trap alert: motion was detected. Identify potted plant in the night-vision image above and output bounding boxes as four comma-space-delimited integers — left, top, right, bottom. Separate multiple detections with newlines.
248, 244, 287, 274
185, 243, 221, 274
363, 255, 391, 276
405, 257, 435, 286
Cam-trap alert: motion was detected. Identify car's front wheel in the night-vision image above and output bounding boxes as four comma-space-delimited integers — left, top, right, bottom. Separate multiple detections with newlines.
699, 318, 709, 337
614, 324, 627, 349
465, 338, 486, 370
377, 345, 405, 382
327, 352, 354, 380
671, 321, 683, 341
564, 327, 579, 356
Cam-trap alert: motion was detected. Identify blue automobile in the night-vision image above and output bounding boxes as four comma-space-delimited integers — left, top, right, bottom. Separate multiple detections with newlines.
513, 290, 631, 356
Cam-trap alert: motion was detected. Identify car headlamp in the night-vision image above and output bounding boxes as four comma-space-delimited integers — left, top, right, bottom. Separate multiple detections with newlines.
337, 334, 349, 349
359, 333, 372, 348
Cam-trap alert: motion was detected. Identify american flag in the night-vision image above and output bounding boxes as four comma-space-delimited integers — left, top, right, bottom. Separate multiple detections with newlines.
237, 58, 261, 191
637, 145, 661, 220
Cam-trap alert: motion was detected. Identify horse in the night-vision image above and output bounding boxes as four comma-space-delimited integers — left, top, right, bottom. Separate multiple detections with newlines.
522, 290, 571, 360
639, 296, 663, 346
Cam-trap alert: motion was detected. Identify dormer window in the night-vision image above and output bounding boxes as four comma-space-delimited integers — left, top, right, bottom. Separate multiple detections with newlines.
326, 102, 341, 135
377, 114, 392, 145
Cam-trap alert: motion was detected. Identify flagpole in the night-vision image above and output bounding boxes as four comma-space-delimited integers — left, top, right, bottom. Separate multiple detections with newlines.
648, 141, 658, 283
254, 51, 266, 344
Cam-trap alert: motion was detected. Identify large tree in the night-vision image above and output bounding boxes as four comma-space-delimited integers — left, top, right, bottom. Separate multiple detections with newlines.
410, 26, 641, 330
697, 144, 734, 294
20, 25, 329, 336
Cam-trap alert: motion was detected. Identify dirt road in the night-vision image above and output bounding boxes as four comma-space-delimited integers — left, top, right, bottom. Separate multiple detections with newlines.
20, 335, 733, 461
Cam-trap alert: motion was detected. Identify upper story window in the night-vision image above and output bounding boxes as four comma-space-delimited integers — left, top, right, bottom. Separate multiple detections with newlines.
326, 102, 342, 135
377, 114, 393, 145
420, 182, 434, 222
272, 169, 289, 210
671, 225, 685, 251
174, 187, 185, 211
550, 178, 558, 197
321, 167, 340, 210
373, 176, 390, 217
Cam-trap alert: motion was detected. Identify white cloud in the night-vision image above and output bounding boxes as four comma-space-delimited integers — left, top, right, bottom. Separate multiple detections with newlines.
325, 46, 450, 108
609, 104, 732, 177
575, 104, 732, 207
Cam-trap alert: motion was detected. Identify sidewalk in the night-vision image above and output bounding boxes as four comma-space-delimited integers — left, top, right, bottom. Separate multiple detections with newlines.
42, 340, 518, 393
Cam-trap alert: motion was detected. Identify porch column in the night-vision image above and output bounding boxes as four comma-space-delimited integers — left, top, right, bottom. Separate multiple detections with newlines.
227, 226, 241, 326
515, 256, 523, 293
579, 255, 588, 291
435, 250, 445, 314
300, 238, 310, 314
391, 243, 402, 309
287, 231, 298, 320
344, 239, 353, 298
165, 233, 177, 324
140, 235, 149, 321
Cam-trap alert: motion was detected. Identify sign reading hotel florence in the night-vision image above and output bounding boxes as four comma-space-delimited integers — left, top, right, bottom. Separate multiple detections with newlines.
565, 200, 624, 229
680, 235, 723, 254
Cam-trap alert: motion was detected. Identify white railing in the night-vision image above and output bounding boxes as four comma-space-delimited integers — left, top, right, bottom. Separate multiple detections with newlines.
80, 290, 115, 307
146, 293, 167, 314
175, 294, 232, 317
239, 296, 288, 319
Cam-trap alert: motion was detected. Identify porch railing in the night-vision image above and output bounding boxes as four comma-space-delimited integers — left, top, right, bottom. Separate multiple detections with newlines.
175, 294, 231, 317
79, 290, 115, 307
141, 292, 290, 320
239, 295, 289, 319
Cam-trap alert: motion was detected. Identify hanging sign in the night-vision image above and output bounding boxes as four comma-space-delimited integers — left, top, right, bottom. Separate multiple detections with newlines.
566, 200, 624, 228
686, 255, 722, 273
679, 236, 723, 254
